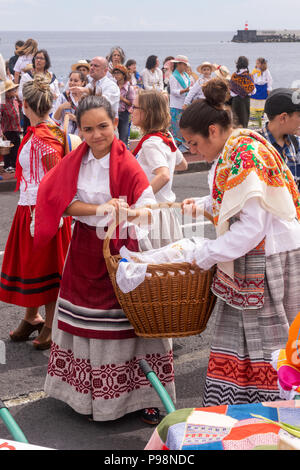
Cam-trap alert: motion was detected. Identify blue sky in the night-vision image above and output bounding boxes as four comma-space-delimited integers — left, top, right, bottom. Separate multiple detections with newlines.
1, 0, 300, 31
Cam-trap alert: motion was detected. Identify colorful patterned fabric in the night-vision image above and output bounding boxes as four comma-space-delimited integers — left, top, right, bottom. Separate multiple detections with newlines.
229, 72, 255, 98
169, 107, 184, 145
260, 122, 300, 189
204, 249, 300, 407
272, 313, 300, 400
145, 401, 300, 450
0, 96, 21, 133
212, 238, 266, 310
212, 128, 300, 234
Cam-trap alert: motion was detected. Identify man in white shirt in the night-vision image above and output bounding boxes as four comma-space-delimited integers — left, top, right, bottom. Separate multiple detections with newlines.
70, 57, 120, 119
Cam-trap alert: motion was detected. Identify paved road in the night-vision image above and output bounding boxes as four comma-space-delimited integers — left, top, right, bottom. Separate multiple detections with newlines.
0, 171, 216, 450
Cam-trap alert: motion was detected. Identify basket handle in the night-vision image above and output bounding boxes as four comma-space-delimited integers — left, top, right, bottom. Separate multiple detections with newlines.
103, 201, 214, 261
63, 113, 70, 135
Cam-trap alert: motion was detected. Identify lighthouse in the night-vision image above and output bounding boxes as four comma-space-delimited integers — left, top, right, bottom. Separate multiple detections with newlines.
245, 21, 249, 30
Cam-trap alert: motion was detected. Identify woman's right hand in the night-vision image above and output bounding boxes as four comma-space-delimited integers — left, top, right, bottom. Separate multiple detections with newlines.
99, 199, 129, 217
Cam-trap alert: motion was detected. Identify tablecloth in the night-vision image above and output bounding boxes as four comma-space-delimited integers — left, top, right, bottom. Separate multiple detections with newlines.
145, 400, 300, 450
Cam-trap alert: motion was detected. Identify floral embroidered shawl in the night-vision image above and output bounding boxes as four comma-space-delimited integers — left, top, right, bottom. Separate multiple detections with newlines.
212, 128, 300, 280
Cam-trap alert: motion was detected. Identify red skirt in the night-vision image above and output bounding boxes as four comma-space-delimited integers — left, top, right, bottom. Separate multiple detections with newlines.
0, 205, 71, 308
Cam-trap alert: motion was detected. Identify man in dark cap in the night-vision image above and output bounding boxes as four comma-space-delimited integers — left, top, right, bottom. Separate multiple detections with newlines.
260, 88, 300, 188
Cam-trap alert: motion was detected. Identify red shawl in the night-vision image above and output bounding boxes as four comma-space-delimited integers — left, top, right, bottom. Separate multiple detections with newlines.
132, 132, 177, 157
34, 136, 150, 248
15, 123, 65, 191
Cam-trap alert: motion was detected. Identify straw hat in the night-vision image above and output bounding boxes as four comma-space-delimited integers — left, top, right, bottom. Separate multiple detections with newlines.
196, 62, 216, 74
0, 79, 19, 95
65, 133, 82, 154
171, 55, 190, 67
71, 60, 90, 72
214, 64, 231, 81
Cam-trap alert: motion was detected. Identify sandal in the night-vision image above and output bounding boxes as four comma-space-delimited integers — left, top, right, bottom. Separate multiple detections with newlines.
10, 319, 45, 342
32, 325, 52, 351
140, 408, 160, 425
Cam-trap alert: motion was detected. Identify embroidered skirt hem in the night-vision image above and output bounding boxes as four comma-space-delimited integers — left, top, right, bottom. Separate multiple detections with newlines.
45, 314, 176, 421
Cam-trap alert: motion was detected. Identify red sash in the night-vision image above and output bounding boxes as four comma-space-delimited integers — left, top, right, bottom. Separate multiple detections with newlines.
132, 132, 177, 157
15, 123, 65, 191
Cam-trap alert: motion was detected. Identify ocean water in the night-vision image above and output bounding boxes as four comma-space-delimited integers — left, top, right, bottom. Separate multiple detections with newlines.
1, 30, 300, 88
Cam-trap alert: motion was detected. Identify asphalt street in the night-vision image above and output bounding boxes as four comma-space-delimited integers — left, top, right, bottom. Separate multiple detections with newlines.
0, 170, 216, 451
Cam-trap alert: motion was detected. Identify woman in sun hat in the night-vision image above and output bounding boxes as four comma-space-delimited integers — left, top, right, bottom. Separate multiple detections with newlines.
71, 60, 90, 79
112, 64, 135, 145
214, 64, 231, 81
184, 61, 215, 107
168, 55, 191, 149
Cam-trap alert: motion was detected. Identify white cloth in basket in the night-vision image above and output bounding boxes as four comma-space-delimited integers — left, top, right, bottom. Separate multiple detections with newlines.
116, 237, 207, 293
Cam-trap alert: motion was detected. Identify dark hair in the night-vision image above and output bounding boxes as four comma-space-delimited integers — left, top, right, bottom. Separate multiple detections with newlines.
33, 49, 51, 71
15, 40, 25, 48
146, 55, 158, 70
126, 59, 136, 68
69, 70, 87, 86
76, 95, 114, 127
236, 56, 249, 72
180, 78, 232, 137
163, 56, 174, 65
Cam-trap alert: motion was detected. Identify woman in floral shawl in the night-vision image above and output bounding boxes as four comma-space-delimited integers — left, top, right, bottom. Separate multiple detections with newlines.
181, 78, 300, 406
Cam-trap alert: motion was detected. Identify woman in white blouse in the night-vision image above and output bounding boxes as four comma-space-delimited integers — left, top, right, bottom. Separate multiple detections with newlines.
35, 95, 176, 425
142, 55, 164, 91
132, 89, 188, 248
181, 77, 300, 407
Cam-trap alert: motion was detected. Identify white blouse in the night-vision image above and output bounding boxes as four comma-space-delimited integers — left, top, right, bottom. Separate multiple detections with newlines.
71, 149, 157, 227
14, 55, 33, 76
193, 163, 300, 270
169, 74, 190, 109
141, 68, 164, 91
136, 136, 184, 203
18, 137, 46, 207
251, 69, 273, 94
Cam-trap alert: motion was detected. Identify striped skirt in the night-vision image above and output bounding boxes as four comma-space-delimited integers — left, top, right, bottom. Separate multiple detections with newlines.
44, 221, 176, 421
0, 205, 71, 308
203, 248, 300, 407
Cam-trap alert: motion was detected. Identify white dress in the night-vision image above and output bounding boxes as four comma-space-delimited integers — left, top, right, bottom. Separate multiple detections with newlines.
136, 135, 184, 249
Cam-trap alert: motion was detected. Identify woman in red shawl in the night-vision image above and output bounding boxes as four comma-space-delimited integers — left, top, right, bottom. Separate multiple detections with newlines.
0, 75, 71, 350
34, 95, 175, 424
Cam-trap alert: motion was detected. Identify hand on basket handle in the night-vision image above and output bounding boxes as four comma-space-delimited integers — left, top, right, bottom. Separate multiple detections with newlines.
182, 199, 204, 218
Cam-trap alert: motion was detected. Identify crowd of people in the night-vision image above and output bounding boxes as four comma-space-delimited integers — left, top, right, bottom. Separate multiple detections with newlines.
0, 36, 300, 430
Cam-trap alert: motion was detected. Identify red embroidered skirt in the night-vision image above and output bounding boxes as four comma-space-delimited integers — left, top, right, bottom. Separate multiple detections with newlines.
0, 205, 71, 308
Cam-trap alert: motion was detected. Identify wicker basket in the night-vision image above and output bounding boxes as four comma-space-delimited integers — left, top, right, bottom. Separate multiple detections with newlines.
0, 144, 14, 156
104, 202, 216, 338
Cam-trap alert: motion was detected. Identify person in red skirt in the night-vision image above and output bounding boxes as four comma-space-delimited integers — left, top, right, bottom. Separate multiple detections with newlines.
0, 74, 72, 350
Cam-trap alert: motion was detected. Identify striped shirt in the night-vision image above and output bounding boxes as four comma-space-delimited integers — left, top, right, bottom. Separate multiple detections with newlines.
0, 97, 21, 133
261, 122, 300, 188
